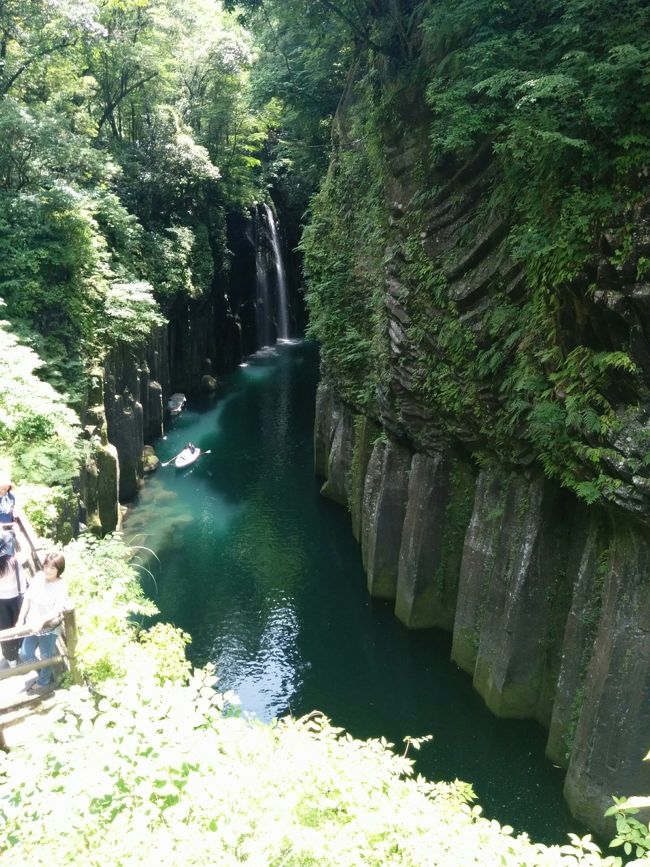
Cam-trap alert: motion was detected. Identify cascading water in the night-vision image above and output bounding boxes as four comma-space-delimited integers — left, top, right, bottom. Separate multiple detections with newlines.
263, 204, 290, 340
254, 208, 273, 347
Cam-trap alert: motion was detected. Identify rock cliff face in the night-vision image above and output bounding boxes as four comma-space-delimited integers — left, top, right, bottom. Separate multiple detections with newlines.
305, 22, 650, 834
315, 382, 650, 837
80, 202, 299, 535
80, 330, 169, 533
375, 87, 650, 833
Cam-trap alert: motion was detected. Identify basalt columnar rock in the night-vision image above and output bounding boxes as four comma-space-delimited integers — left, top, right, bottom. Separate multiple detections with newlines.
564, 518, 650, 830
103, 343, 157, 501
80, 368, 120, 535
314, 384, 650, 838
395, 452, 474, 630
304, 20, 650, 836
80, 329, 168, 528
79, 203, 299, 532
362, 438, 412, 599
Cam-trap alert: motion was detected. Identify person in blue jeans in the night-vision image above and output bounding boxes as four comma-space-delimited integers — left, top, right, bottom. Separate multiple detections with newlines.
18, 552, 70, 694
0, 476, 16, 525
0, 531, 26, 664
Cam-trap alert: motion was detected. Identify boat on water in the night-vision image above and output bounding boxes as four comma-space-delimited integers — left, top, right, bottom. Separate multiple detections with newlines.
168, 393, 187, 416
174, 445, 201, 469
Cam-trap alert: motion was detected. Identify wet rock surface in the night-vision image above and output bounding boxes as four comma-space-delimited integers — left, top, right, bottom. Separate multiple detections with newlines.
362, 439, 411, 600
315, 387, 650, 837
395, 452, 474, 630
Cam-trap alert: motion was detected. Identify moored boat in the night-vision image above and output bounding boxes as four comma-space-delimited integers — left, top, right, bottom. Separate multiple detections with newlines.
168, 393, 187, 416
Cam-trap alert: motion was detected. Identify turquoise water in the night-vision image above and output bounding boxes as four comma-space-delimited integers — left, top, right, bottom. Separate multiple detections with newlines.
125, 339, 579, 843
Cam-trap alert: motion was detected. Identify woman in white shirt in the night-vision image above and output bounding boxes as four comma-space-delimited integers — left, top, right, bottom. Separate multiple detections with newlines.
18, 552, 70, 693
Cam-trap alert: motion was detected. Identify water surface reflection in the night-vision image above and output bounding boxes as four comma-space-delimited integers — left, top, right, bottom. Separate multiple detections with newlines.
125, 340, 580, 843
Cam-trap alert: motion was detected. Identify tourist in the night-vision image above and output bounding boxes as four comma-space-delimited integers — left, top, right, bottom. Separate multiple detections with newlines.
0, 475, 15, 525
18, 552, 70, 693
0, 530, 26, 666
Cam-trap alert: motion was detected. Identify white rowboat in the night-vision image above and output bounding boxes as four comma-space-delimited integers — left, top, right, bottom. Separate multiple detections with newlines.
174, 447, 201, 469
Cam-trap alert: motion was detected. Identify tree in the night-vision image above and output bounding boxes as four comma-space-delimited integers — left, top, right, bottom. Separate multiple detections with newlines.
0, 0, 102, 98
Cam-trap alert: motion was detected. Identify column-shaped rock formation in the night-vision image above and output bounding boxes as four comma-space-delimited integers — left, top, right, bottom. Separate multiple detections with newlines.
314, 369, 650, 838
471, 475, 573, 723
546, 512, 607, 767
314, 383, 341, 480
451, 468, 510, 674
320, 406, 356, 507
362, 439, 412, 600
564, 518, 650, 831
80, 367, 120, 535
395, 452, 474, 630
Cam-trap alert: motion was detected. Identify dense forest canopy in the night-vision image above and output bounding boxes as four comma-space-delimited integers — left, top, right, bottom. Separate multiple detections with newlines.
0, 0, 267, 528
1, 0, 649, 515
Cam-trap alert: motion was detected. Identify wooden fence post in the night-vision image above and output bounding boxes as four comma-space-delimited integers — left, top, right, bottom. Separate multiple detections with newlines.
63, 609, 82, 685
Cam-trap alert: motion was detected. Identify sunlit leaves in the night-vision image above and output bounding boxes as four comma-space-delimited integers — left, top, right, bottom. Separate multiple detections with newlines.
0, 317, 79, 489
0, 670, 619, 865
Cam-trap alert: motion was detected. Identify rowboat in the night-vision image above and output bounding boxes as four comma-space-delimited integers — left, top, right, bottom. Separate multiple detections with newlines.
168, 393, 187, 416
175, 446, 201, 469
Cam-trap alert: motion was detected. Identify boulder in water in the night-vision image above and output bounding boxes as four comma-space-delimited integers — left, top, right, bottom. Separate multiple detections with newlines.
201, 374, 218, 393
142, 445, 160, 474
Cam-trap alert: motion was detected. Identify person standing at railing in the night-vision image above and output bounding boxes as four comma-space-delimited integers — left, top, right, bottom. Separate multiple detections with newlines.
0, 476, 16, 526
17, 552, 70, 694
0, 530, 26, 666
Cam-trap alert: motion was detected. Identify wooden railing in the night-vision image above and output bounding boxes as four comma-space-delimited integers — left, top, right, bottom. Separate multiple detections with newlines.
12, 513, 44, 572
0, 608, 80, 688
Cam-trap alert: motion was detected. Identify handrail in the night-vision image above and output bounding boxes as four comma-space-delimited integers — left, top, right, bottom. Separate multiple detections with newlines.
13, 512, 44, 571
0, 514, 83, 711
0, 654, 67, 683
0, 608, 81, 690
0, 613, 69, 643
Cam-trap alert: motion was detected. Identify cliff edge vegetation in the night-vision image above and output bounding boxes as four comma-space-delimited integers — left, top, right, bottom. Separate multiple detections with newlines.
286, 0, 650, 513
0, 0, 281, 537
1, 536, 643, 866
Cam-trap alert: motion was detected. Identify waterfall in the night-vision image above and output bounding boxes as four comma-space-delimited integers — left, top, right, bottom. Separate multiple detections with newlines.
263, 203, 290, 340
254, 209, 273, 347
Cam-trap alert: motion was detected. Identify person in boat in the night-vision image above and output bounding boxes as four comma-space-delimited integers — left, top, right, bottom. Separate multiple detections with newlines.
187, 443, 197, 454
18, 551, 70, 693
0, 529, 26, 666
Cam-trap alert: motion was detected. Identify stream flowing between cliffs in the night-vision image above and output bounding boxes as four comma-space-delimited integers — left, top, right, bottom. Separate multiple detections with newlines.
125, 339, 580, 844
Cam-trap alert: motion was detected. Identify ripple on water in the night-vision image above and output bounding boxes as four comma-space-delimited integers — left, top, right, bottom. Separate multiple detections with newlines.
210, 602, 302, 720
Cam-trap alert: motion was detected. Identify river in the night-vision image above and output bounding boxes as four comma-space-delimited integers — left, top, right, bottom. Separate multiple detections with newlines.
124, 338, 580, 843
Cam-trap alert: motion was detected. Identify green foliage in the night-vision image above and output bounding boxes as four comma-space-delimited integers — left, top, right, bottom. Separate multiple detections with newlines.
0, 0, 280, 407
293, 0, 650, 504
18, 483, 78, 544
603, 751, 650, 862
420, 0, 650, 294
0, 0, 102, 99
605, 781, 650, 862
141, 226, 210, 301
244, 1, 349, 215
138, 622, 192, 686
0, 670, 621, 866
0, 318, 80, 492
100, 282, 167, 347
302, 75, 389, 410
62, 532, 190, 686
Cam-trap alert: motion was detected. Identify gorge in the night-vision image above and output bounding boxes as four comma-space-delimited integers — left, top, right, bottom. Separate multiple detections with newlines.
1, 0, 649, 855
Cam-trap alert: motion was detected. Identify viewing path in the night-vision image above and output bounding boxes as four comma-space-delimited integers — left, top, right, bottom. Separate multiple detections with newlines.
0, 514, 80, 749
